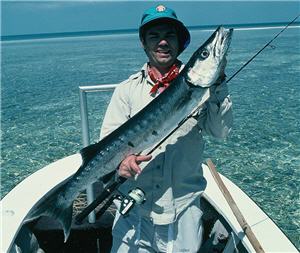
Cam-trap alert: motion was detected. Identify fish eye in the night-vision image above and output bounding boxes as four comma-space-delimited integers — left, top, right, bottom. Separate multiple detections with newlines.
200, 50, 209, 59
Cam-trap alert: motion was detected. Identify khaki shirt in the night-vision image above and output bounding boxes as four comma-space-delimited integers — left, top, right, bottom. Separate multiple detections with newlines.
100, 63, 233, 225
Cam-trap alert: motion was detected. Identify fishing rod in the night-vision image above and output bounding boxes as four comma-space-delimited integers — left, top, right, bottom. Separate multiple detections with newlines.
226, 14, 300, 83
75, 15, 299, 224
145, 14, 300, 156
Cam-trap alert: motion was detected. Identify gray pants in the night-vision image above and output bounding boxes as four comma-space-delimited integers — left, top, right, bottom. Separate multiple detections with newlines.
110, 201, 203, 253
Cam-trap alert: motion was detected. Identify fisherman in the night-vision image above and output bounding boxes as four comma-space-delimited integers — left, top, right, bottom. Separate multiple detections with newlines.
100, 5, 233, 253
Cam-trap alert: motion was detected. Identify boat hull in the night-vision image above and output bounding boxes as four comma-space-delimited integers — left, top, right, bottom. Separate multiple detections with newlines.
1, 155, 298, 252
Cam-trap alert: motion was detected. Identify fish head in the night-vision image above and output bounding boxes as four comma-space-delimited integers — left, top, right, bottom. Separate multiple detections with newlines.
185, 26, 233, 87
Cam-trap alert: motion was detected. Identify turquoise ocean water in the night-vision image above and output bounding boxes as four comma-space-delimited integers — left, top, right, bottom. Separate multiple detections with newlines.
1, 25, 300, 247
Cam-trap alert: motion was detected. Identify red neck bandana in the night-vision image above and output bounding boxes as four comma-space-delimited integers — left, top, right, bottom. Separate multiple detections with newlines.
148, 63, 180, 95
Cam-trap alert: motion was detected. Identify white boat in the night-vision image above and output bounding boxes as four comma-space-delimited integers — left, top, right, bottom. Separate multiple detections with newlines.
1, 85, 298, 253
1, 153, 298, 253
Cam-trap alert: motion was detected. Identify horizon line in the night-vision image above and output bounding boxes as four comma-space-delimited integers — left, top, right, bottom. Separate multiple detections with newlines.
2, 21, 300, 42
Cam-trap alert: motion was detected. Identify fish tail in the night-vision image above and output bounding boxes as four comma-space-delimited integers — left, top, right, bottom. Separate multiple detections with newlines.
26, 184, 73, 242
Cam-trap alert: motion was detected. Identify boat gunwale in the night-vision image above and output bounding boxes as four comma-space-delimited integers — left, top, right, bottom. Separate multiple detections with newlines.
1, 154, 299, 252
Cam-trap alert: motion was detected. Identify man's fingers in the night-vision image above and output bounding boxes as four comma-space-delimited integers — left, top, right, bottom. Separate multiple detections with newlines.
128, 154, 152, 175
129, 159, 142, 175
136, 154, 152, 164
117, 154, 152, 179
118, 162, 136, 178
119, 170, 134, 178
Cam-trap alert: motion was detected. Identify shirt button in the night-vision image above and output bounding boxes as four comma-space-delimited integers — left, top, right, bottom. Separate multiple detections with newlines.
156, 165, 160, 169
155, 184, 160, 189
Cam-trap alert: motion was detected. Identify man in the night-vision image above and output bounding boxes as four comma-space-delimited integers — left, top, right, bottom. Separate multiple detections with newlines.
100, 5, 233, 253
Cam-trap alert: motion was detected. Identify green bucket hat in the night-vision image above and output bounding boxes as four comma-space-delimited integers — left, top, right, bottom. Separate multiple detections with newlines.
139, 5, 190, 55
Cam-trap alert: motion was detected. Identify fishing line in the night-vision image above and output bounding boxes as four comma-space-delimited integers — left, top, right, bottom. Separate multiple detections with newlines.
76, 15, 300, 221
147, 14, 300, 155
226, 14, 300, 83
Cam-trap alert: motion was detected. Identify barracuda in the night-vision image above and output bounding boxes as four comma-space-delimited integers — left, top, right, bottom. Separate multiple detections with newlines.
26, 26, 233, 242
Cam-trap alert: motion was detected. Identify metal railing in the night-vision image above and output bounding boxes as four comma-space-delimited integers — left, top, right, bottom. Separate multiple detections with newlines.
78, 84, 117, 222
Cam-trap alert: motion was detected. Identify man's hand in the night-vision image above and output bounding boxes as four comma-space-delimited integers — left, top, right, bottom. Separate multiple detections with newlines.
118, 154, 152, 178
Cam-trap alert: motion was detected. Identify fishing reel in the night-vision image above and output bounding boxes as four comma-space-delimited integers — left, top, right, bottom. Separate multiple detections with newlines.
117, 187, 146, 216
75, 179, 146, 224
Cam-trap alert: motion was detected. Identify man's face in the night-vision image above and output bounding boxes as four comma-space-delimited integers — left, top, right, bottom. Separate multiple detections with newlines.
142, 23, 179, 70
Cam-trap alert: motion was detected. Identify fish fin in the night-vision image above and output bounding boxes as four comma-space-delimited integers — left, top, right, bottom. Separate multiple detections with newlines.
80, 142, 102, 166
26, 184, 74, 242
60, 205, 73, 242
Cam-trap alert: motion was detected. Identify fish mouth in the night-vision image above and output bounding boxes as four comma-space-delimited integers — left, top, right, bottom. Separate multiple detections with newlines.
213, 26, 233, 58
184, 26, 233, 88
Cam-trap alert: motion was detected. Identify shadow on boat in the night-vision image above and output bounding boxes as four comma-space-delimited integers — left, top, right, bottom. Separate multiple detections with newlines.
12, 195, 248, 253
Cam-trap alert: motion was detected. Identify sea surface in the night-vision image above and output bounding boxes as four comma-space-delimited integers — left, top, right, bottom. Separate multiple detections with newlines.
1, 25, 300, 248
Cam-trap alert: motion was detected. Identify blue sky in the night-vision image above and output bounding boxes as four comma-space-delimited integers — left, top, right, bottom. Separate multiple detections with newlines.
2, 1, 300, 36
